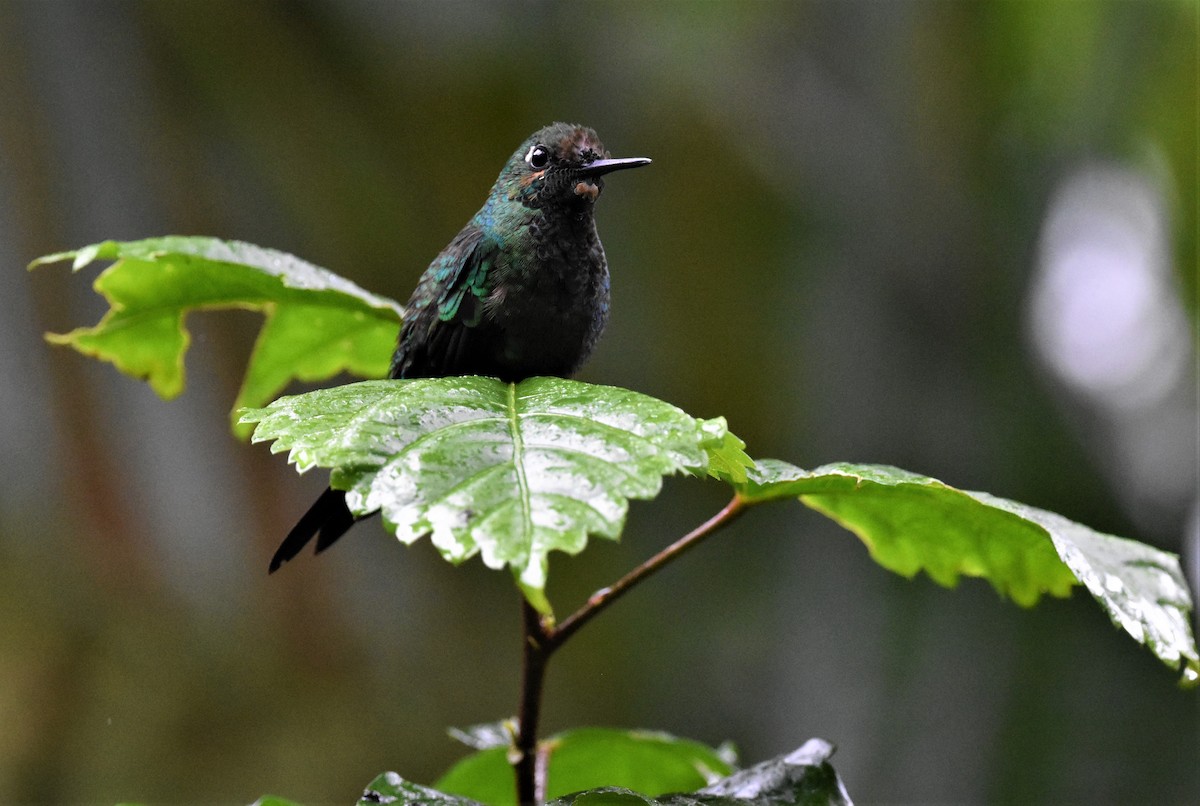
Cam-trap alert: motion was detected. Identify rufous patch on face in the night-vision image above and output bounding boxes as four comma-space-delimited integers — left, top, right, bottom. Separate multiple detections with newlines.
574, 180, 600, 201
520, 169, 546, 187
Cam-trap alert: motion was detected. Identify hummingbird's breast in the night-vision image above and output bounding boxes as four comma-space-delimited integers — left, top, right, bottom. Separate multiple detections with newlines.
485, 212, 610, 377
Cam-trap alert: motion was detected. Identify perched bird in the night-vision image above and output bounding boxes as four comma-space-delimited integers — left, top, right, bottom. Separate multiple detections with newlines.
270, 122, 650, 572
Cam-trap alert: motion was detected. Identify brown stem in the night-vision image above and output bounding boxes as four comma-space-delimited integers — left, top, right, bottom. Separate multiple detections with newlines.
515, 599, 550, 804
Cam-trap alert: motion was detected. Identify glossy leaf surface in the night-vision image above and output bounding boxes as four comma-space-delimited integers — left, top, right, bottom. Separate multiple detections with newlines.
30, 237, 403, 435
358, 773, 482, 806
435, 727, 735, 805
684, 738, 850, 806
241, 377, 737, 610
739, 460, 1199, 685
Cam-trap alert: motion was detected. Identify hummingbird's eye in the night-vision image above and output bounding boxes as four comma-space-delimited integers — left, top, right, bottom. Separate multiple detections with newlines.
525, 144, 550, 170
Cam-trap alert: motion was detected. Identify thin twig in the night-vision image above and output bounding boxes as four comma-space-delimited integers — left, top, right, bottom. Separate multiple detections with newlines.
549, 495, 747, 649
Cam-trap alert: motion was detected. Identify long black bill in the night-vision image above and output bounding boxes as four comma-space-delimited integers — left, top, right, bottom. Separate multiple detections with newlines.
578, 156, 652, 177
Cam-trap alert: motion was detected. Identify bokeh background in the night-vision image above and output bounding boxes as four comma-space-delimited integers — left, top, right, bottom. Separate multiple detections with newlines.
2, 0, 1197, 802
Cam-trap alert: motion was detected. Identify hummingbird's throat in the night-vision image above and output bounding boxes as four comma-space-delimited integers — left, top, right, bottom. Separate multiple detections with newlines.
573, 180, 601, 201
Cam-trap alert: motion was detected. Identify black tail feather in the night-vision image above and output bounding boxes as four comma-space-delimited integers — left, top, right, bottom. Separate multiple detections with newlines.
269, 487, 356, 573
314, 495, 357, 554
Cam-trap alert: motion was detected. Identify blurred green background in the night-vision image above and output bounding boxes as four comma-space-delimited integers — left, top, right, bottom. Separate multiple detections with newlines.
2, 0, 1197, 802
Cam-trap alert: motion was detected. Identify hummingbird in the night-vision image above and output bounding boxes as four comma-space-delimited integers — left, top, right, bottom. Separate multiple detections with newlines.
269, 122, 650, 572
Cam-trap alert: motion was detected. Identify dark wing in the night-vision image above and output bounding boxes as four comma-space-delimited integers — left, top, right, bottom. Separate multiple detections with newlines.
272, 225, 501, 572
390, 225, 501, 380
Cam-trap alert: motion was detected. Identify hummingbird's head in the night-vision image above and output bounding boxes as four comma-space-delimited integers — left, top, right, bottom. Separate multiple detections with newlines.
499, 123, 650, 211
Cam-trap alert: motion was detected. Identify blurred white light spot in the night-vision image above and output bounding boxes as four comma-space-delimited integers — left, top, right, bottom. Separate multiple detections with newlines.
1027, 163, 1198, 530
1030, 166, 1188, 411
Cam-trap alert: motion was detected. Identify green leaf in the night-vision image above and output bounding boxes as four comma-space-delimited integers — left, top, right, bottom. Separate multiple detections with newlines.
702, 423, 755, 484
675, 738, 850, 806
240, 377, 729, 611
364, 740, 845, 806
541, 729, 733, 799
433, 749, 514, 806
739, 460, 1200, 686
30, 237, 403, 437
359, 773, 483, 806
436, 728, 735, 806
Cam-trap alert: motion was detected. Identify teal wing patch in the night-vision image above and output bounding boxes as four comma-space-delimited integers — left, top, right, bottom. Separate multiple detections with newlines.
390, 225, 500, 379
437, 249, 492, 327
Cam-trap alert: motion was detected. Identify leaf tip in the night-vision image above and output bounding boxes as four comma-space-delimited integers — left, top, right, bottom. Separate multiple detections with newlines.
519, 579, 554, 618
27, 253, 67, 272
1180, 660, 1199, 689
30, 241, 112, 272
42, 329, 75, 347
230, 408, 258, 441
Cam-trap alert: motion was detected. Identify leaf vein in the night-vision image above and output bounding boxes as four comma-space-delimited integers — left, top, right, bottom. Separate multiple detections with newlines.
507, 383, 533, 549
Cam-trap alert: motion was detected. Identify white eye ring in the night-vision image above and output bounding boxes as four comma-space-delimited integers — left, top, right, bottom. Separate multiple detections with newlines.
525, 144, 550, 169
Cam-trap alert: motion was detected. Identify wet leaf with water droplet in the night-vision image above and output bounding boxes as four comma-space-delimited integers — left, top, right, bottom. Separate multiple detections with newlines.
437, 727, 738, 806
30, 237, 404, 438
360, 737, 847, 806
241, 377, 735, 611
976, 491, 1199, 687
357, 772, 482, 806
738, 461, 1199, 686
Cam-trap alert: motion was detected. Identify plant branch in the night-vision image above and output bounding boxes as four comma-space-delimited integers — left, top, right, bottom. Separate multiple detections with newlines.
513, 597, 554, 806
550, 494, 747, 649
515, 599, 550, 805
